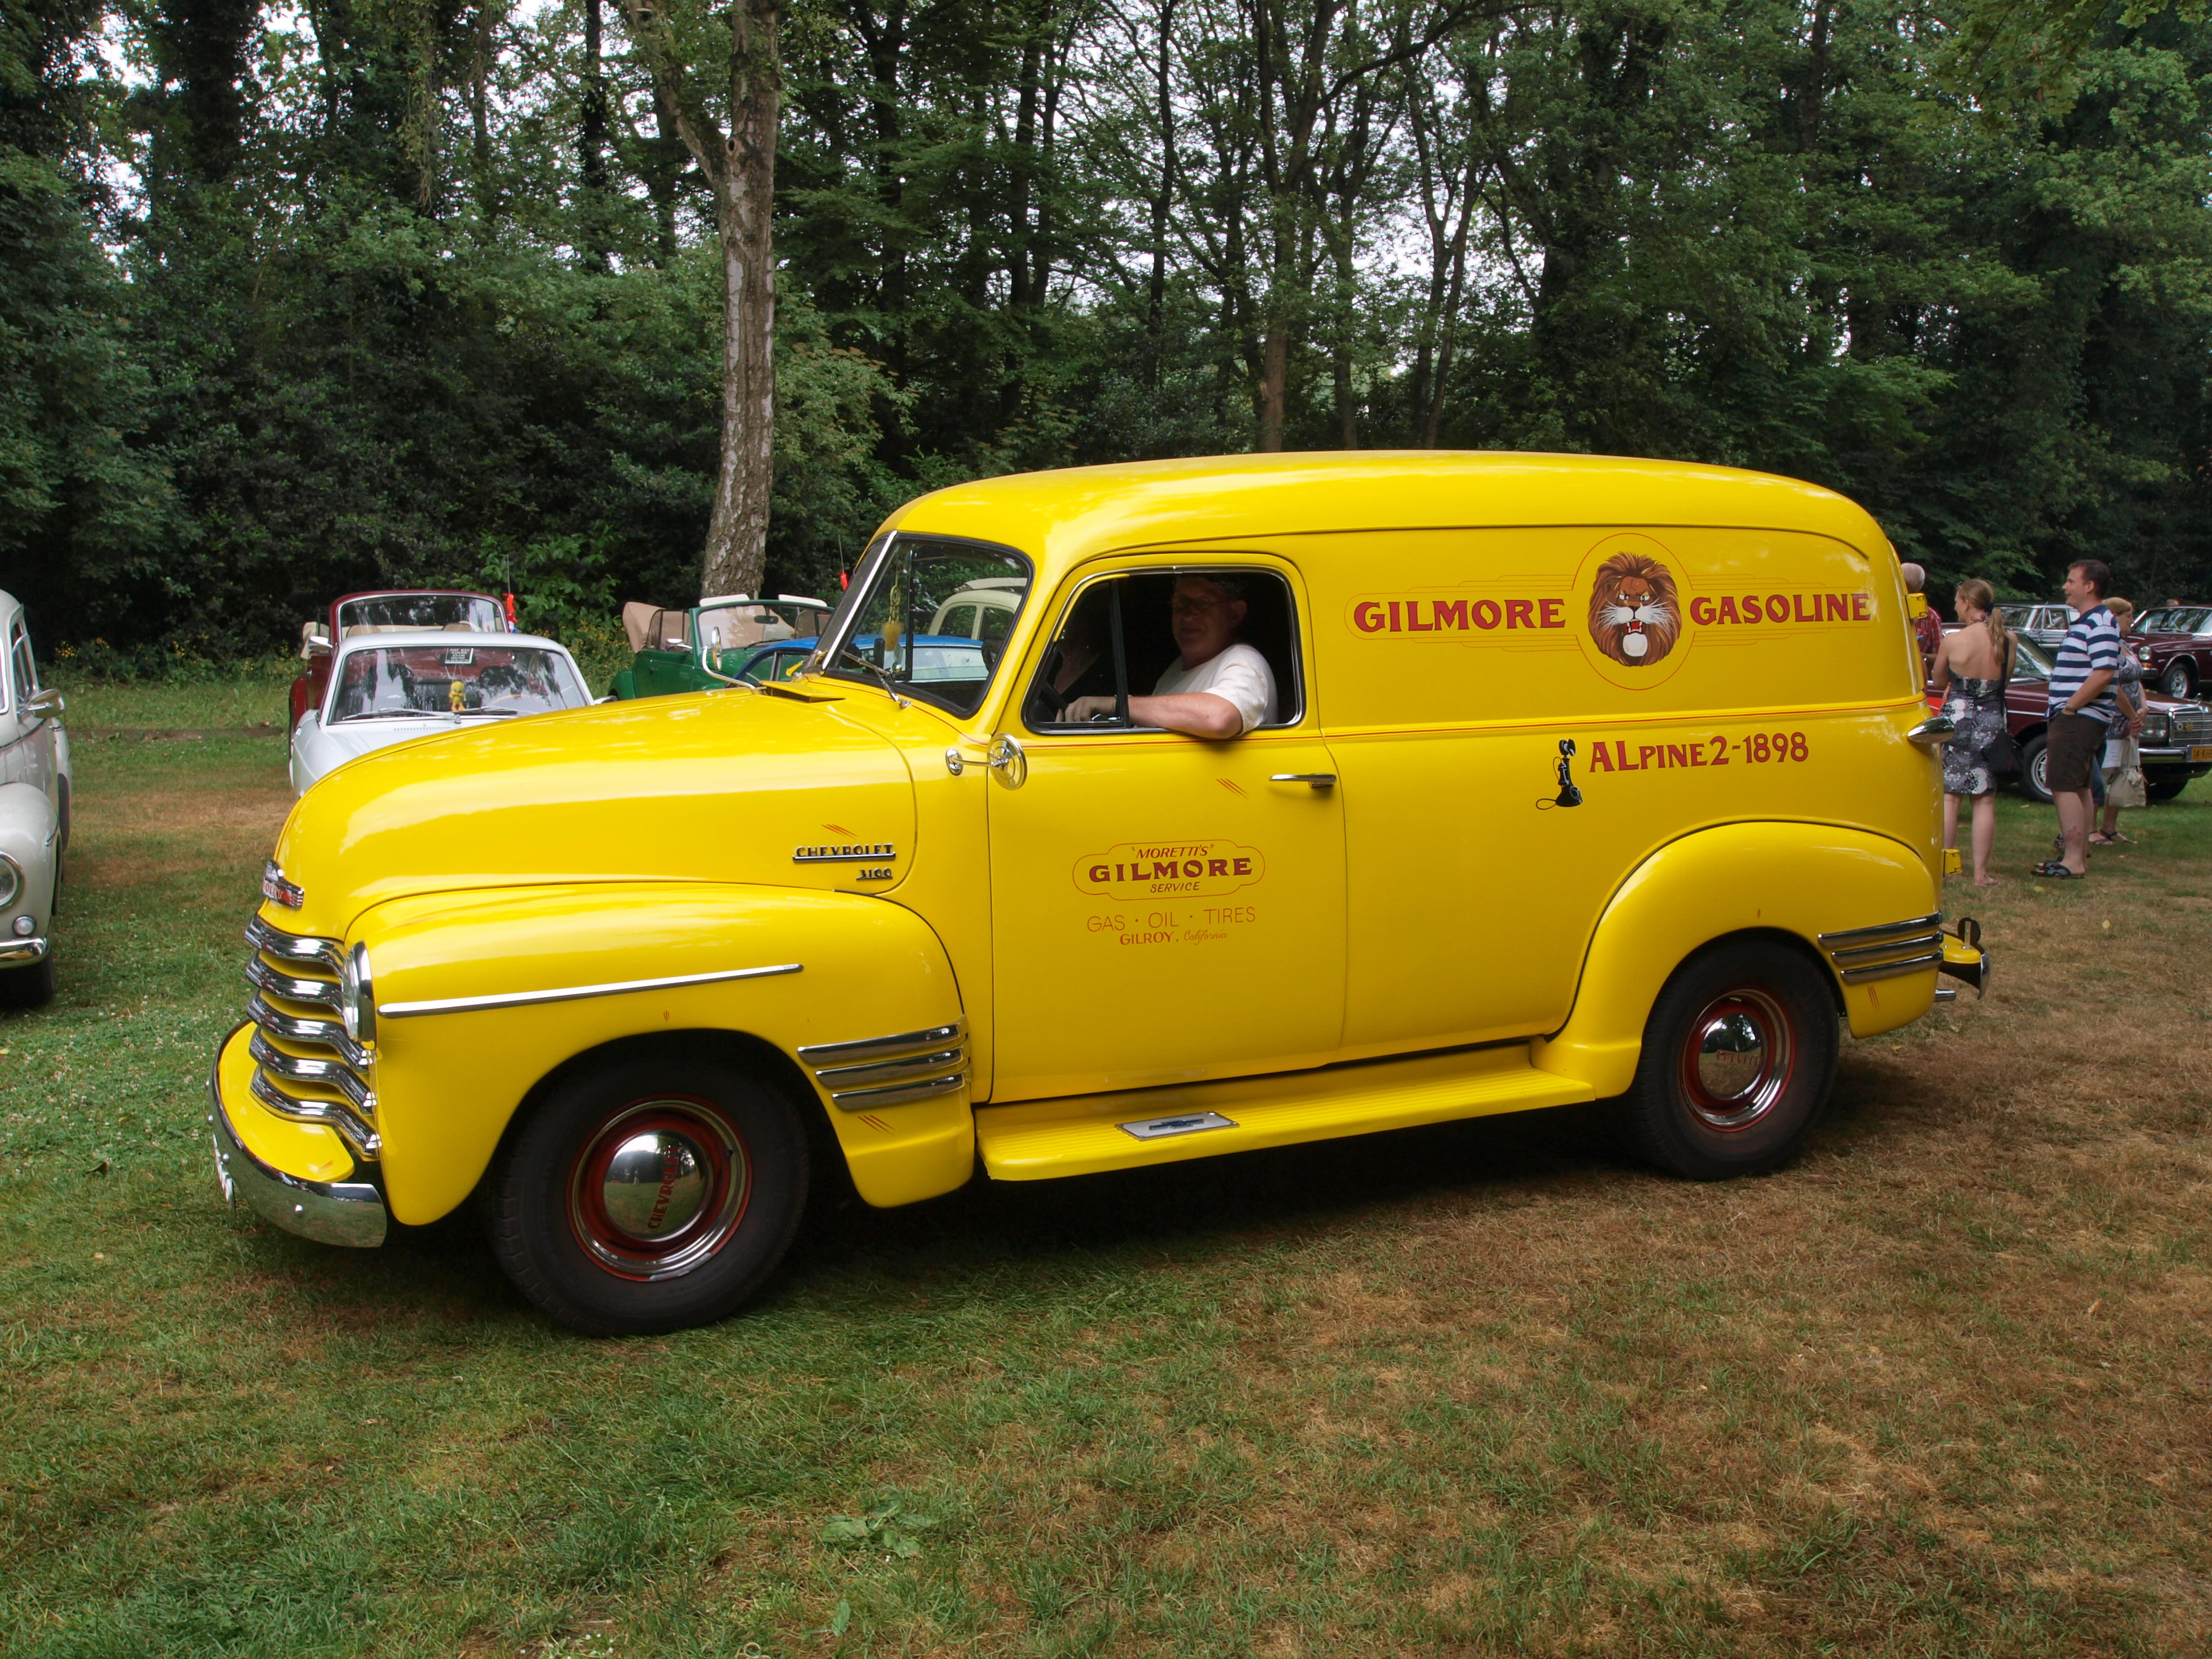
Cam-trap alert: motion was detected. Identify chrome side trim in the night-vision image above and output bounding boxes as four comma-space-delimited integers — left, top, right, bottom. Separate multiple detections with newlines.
248, 991, 372, 1071
211, 1061, 386, 1248
378, 960, 801, 1019
1906, 716, 1956, 746
1837, 951, 1944, 984
811, 1045, 966, 1087
830, 1073, 968, 1112
1817, 914, 1941, 948
246, 954, 344, 1009
249, 1065, 383, 1160
0, 936, 47, 966
797, 1021, 965, 1066
245, 916, 345, 974
1828, 931, 1945, 966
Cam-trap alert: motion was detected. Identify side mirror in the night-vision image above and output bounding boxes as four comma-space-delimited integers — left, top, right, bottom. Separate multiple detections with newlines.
300, 621, 331, 660
24, 687, 64, 722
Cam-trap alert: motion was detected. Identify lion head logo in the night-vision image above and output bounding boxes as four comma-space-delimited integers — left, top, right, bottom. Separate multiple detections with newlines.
1588, 552, 1680, 668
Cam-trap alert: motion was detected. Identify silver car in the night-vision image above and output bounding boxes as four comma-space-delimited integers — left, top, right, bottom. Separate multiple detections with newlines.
0, 591, 69, 1007
1999, 603, 2074, 652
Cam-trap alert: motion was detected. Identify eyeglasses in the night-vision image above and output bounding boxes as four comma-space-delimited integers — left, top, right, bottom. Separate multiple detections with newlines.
1170, 592, 1233, 615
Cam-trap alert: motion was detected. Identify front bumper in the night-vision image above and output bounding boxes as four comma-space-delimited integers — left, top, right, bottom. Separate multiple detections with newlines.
208, 1024, 387, 1247
0, 936, 47, 966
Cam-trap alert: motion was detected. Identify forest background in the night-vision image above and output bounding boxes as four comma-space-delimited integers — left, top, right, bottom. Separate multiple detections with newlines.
3, 0, 2210, 666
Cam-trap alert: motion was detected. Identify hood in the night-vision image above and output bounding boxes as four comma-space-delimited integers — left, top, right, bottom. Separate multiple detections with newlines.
270, 689, 917, 937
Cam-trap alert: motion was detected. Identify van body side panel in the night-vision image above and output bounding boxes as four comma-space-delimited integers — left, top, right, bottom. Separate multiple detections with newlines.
1301, 526, 1928, 1054
1532, 822, 1940, 1098
357, 885, 973, 1223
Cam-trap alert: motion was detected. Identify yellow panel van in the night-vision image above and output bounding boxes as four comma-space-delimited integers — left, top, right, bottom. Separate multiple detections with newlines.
209, 454, 1987, 1333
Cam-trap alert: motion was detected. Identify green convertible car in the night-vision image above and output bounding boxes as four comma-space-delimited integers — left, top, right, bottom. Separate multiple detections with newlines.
609, 595, 832, 699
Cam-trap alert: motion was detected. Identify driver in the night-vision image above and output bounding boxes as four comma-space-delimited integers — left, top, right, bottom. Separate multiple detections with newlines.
1062, 573, 1276, 737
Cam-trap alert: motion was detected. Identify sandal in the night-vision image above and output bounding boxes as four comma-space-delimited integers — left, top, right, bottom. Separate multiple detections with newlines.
2088, 832, 2119, 846
2031, 861, 2087, 879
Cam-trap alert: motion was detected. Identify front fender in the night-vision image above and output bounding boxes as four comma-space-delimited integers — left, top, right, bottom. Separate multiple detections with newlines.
357, 883, 972, 1224
1533, 822, 1940, 1098
0, 780, 60, 922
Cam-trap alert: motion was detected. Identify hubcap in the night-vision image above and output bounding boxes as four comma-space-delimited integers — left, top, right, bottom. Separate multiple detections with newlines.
1678, 988, 1795, 1131
567, 1097, 751, 1281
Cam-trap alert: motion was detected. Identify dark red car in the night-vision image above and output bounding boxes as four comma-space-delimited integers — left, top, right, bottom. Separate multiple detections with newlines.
289, 590, 514, 730
2128, 605, 2212, 699
1992, 635, 2212, 803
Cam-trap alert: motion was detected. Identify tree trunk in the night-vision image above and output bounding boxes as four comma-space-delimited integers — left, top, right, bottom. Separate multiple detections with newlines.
699, 0, 783, 600
1258, 320, 1288, 451
580, 0, 609, 269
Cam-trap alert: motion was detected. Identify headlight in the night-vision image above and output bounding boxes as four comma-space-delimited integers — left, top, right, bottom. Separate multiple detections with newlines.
0, 854, 19, 911
340, 942, 377, 1045
2141, 710, 2169, 744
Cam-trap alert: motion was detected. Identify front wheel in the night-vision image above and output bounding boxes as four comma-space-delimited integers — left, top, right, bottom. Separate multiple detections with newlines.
2145, 770, 2190, 803
2016, 733, 2053, 805
484, 1048, 811, 1335
2161, 660, 2196, 699
0, 950, 56, 1010
1623, 939, 1838, 1181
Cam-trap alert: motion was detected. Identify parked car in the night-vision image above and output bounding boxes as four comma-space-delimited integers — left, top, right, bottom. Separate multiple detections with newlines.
610, 595, 830, 699
1989, 635, 2212, 803
290, 590, 515, 731
2127, 604, 2212, 699
0, 590, 69, 1008
290, 632, 594, 795
213, 452, 1988, 1335
1997, 603, 2072, 652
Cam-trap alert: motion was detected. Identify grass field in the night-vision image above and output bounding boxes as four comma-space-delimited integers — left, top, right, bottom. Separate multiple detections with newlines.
3, 685, 2208, 1657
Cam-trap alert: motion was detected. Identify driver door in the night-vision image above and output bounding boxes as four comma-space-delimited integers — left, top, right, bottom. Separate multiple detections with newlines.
985, 562, 1346, 1103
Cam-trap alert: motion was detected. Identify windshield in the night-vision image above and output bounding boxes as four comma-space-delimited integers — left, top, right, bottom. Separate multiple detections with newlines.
2151, 606, 2210, 635
338, 594, 507, 634
328, 645, 585, 722
809, 534, 1031, 716
2009, 636, 2054, 679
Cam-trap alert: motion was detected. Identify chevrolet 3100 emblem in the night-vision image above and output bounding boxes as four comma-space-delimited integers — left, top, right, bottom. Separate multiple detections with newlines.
792, 842, 897, 863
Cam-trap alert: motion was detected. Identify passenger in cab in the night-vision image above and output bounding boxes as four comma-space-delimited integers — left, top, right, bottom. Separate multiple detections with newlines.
1062, 574, 1278, 737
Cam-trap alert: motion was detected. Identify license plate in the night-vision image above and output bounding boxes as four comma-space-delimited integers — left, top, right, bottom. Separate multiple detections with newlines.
2193, 745, 2212, 763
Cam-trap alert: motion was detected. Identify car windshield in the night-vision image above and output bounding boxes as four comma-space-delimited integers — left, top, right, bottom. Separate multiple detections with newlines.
329, 645, 584, 721
338, 594, 506, 634
809, 535, 1030, 716
2154, 606, 2211, 634
2009, 636, 2055, 679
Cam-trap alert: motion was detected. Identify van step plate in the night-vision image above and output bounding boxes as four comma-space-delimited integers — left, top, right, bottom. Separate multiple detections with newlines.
976, 1045, 1596, 1180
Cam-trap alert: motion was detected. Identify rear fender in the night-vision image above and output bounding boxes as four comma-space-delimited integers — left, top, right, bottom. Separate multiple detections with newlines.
1533, 822, 1940, 1099
358, 883, 972, 1225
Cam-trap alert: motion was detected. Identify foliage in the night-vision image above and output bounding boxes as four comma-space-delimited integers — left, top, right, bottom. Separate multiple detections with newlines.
8, 0, 2212, 653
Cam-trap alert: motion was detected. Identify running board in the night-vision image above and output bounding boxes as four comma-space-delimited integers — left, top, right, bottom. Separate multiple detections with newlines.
975, 1044, 1597, 1181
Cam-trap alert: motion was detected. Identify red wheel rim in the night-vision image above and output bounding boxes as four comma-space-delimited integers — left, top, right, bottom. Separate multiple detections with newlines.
566, 1096, 752, 1281
1677, 988, 1795, 1131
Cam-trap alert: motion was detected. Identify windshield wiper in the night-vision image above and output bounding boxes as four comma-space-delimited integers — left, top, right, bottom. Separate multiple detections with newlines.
834, 646, 910, 709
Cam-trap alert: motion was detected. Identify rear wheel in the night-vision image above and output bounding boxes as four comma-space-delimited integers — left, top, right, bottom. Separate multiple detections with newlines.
1624, 939, 1838, 1181
485, 1049, 810, 1335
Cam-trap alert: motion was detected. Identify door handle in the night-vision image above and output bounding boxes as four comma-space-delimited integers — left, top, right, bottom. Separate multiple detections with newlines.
1269, 773, 1336, 789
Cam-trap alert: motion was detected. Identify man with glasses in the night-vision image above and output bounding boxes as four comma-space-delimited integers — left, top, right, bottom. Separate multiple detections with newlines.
1062, 574, 1278, 737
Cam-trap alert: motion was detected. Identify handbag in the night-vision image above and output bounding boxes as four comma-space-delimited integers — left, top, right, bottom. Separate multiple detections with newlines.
1985, 637, 2022, 774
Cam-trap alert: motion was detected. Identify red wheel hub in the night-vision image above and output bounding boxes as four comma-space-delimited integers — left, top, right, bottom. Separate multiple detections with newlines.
566, 1096, 751, 1281
1677, 988, 1795, 1131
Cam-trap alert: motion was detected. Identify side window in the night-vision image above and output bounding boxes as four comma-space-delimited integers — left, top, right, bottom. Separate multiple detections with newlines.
6, 623, 31, 714
1022, 567, 1303, 732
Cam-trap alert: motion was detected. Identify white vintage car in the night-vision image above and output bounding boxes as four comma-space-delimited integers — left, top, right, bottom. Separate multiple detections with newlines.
0, 590, 69, 1008
289, 631, 593, 796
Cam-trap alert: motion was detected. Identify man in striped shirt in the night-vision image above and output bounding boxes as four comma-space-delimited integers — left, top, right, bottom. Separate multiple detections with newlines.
2036, 560, 2120, 878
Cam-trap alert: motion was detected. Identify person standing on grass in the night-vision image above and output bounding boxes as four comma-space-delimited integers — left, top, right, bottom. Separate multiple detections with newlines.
1901, 562, 1943, 675
2093, 596, 2148, 846
2035, 560, 2120, 880
1933, 578, 2013, 887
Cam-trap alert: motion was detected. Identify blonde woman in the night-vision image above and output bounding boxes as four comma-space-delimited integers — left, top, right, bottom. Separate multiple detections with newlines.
1932, 579, 2014, 886
2093, 597, 2147, 843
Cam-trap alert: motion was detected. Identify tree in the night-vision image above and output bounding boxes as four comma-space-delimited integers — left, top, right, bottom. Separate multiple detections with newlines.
620, 0, 785, 599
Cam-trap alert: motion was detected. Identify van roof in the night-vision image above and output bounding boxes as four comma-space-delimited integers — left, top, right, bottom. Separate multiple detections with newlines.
888, 451, 1891, 577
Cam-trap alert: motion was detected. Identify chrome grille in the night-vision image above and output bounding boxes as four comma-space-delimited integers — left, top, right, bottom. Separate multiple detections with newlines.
797, 1021, 968, 1112
243, 916, 379, 1159
1816, 913, 1943, 985
2165, 707, 2211, 745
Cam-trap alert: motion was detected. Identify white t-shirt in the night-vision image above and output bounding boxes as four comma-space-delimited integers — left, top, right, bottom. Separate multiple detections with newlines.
1152, 643, 1278, 734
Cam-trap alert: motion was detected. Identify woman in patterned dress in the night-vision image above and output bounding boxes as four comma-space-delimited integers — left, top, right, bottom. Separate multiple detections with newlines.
1932, 578, 2015, 887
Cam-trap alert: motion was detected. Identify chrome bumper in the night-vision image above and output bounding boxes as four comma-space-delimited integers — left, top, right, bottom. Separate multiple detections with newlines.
208, 1035, 387, 1248
0, 936, 47, 966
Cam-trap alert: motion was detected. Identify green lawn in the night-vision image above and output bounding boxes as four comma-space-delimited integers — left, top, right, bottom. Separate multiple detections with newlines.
2, 703, 2208, 1657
